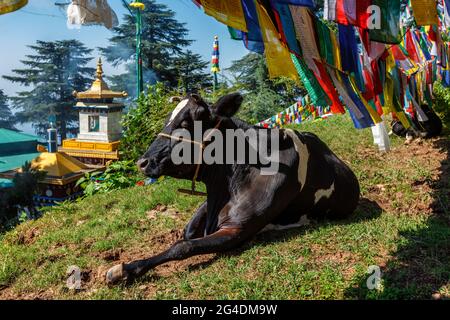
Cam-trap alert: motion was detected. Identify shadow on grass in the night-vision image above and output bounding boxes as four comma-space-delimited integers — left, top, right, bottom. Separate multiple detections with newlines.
133, 199, 383, 286
345, 137, 450, 300
208, 198, 383, 262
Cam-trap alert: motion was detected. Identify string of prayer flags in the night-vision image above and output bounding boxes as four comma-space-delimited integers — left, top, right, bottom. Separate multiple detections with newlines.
257, 98, 333, 129
192, 0, 450, 134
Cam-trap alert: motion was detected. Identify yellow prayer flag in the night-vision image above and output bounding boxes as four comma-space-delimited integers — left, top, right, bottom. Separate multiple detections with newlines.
202, 0, 248, 32
254, 3, 299, 81
331, 32, 341, 71
395, 112, 411, 129
410, 0, 439, 26
0, 0, 27, 15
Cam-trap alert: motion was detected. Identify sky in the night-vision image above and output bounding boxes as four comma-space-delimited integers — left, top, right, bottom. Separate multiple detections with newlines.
0, 0, 249, 98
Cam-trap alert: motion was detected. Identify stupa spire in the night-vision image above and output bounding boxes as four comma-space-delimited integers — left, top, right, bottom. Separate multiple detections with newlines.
96, 57, 104, 81
73, 57, 127, 100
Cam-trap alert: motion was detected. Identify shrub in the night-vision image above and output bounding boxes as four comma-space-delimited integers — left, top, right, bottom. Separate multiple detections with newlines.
120, 83, 175, 162
0, 162, 45, 229
75, 160, 142, 197
432, 81, 450, 128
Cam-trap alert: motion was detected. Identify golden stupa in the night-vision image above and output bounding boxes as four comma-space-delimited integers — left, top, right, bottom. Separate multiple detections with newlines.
60, 58, 127, 165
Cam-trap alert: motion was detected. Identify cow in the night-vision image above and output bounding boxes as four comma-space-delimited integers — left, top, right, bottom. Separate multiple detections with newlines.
391, 104, 443, 140
106, 93, 360, 285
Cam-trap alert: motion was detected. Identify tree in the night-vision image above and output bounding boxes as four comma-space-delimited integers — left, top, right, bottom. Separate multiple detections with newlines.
0, 162, 46, 228
120, 83, 175, 162
227, 53, 265, 92
3, 40, 94, 139
228, 53, 306, 123
174, 50, 212, 93
100, 0, 192, 94
0, 89, 16, 130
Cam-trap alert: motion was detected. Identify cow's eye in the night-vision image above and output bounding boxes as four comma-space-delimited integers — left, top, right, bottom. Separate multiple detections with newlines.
180, 120, 190, 129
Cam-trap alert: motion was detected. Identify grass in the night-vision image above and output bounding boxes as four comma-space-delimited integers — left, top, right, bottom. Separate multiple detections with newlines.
0, 115, 449, 300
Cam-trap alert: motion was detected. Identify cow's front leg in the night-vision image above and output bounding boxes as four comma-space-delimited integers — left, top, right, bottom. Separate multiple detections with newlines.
106, 227, 247, 285
184, 201, 207, 240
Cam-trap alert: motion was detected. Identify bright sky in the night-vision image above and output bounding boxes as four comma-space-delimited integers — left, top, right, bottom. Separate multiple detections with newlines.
0, 0, 249, 98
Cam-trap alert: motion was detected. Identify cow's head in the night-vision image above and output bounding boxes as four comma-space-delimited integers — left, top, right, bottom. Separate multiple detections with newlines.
137, 93, 243, 179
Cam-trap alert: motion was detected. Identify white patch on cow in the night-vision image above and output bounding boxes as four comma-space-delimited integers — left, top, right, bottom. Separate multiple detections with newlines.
168, 99, 189, 125
314, 182, 335, 205
259, 215, 310, 234
284, 129, 309, 191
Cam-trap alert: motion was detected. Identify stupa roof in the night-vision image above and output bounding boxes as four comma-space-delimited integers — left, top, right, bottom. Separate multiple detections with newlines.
29, 152, 88, 177
74, 58, 128, 100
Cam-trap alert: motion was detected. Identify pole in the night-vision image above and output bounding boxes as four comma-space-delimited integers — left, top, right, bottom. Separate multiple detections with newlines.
123, 0, 145, 99
136, 6, 143, 98
214, 73, 218, 92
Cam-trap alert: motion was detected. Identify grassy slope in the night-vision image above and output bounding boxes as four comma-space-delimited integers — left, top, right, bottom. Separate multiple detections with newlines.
0, 115, 449, 300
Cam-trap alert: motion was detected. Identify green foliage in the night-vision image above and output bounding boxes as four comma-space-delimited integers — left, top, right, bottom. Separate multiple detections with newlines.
120, 83, 175, 162
239, 88, 286, 124
76, 160, 141, 197
1, 115, 449, 299
0, 162, 46, 229
3, 40, 94, 139
100, 0, 193, 96
227, 53, 306, 123
432, 81, 450, 128
0, 89, 16, 130
173, 50, 212, 93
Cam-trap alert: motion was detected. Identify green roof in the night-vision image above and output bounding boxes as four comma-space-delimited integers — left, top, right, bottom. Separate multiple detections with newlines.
0, 152, 40, 173
0, 178, 13, 188
0, 128, 38, 144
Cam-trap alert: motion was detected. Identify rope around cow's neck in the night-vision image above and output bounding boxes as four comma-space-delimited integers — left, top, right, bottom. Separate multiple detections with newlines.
158, 120, 222, 196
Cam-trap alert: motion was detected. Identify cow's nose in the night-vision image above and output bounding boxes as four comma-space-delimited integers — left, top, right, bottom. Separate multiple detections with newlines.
137, 158, 149, 172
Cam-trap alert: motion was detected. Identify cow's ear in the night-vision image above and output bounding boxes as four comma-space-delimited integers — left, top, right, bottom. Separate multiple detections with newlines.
212, 93, 243, 118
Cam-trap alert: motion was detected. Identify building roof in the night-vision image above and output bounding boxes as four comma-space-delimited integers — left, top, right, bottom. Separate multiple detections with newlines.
73, 58, 128, 100
0, 178, 13, 189
0, 128, 38, 144
0, 152, 41, 173
30, 152, 89, 177
0, 151, 100, 186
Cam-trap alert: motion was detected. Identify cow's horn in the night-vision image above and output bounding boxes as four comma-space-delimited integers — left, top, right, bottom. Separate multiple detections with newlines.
169, 96, 182, 104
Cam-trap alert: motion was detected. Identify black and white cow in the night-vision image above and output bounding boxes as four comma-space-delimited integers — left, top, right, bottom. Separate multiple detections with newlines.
392, 104, 443, 139
106, 93, 360, 284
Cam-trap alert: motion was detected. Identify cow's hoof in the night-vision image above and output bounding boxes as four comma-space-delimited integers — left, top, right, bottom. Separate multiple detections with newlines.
106, 264, 128, 285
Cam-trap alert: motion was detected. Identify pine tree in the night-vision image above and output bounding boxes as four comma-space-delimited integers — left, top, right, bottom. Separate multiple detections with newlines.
228, 53, 306, 123
174, 50, 212, 93
0, 89, 16, 130
227, 53, 266, 92
100, 0, 192, 94
3, 40, 94, 139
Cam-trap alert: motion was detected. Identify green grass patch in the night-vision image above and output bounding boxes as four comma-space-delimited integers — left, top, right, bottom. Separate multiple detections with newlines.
1, 114, 449, 300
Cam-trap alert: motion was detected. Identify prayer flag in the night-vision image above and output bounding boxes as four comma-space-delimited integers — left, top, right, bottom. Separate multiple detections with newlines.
202, 0, 248, 32
0, 0, 27, 15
